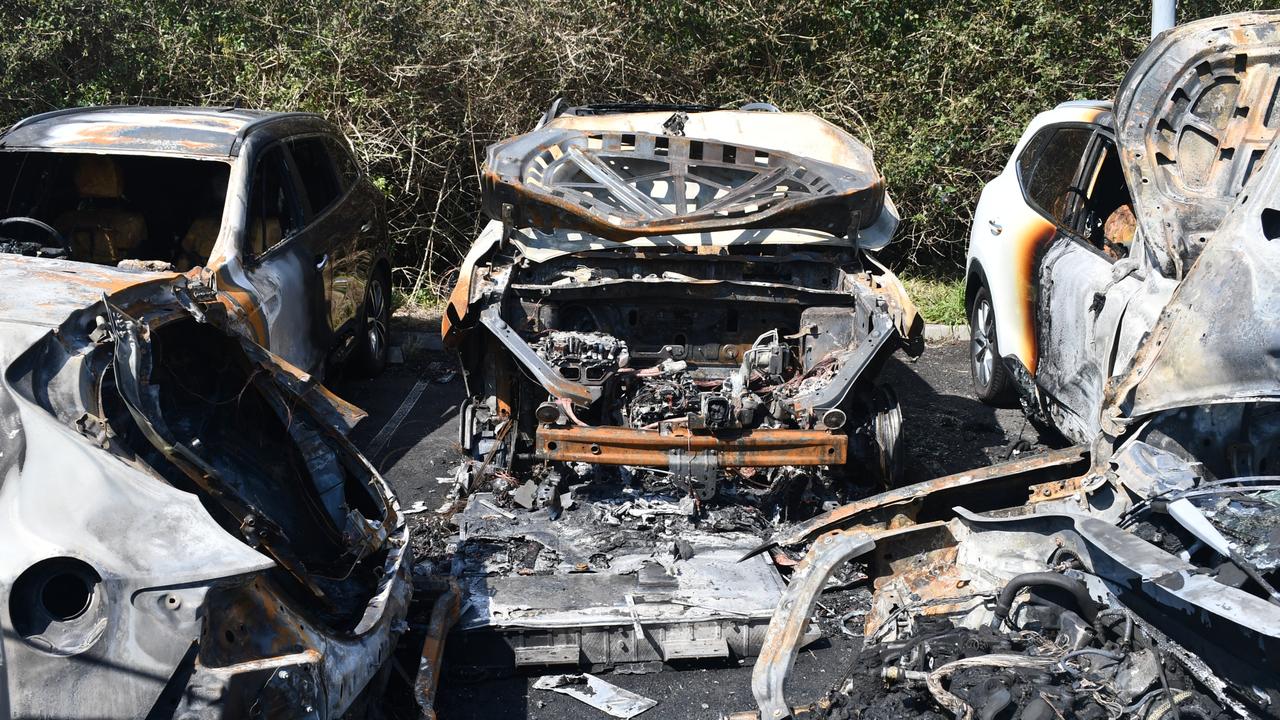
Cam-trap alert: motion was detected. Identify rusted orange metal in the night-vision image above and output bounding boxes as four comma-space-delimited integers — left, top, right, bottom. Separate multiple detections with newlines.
1027, 475, 1085, 502
440, 269, 472, 348
765, 445, 1089, 550
415, 578, 461, 720
534, 426, 847, 466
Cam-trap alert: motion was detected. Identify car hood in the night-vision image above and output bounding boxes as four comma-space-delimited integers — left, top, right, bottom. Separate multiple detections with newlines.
1115, 10, 1280, 277
1100, 12, 1280, 428
1103, 128, 1280, 429
0, 253, 178, 332
481, 110, 890, 242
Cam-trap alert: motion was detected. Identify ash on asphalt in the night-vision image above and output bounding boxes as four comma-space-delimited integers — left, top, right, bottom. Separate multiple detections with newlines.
329, 331, 1052, 720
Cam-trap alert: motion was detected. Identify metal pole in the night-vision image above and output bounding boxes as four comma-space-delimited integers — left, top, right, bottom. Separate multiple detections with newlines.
1152, 0, 1176, 38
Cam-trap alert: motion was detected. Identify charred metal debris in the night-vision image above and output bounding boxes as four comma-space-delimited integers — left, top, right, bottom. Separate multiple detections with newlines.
427, 104, 926, 676
0, 259, 434, 719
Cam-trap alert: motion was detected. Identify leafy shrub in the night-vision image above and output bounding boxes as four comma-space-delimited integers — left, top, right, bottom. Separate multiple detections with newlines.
0, 0, 1265, 290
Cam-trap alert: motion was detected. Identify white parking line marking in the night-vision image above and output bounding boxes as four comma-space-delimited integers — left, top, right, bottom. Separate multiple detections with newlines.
368, 379, 428, 458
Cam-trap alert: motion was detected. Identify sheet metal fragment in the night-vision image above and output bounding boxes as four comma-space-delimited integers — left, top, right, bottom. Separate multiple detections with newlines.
533, 673, 658, 719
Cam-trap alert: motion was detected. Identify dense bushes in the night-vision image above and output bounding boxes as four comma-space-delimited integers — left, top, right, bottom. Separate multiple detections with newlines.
0, 1, 1264, 292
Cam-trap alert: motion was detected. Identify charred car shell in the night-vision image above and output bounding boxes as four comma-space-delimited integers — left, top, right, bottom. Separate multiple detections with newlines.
0, 106, 394, 378
742, 12, 1280, 720
444, 105, 922, 504
0, 258, 410, 719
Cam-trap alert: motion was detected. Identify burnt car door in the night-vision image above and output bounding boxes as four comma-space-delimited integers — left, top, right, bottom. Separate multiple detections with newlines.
286, 133, 370, 340
1028, 127, 1143, 441
239, 141, 331, 372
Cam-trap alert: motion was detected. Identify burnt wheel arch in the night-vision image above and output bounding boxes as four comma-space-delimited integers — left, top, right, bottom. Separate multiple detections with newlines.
965, 265, 1016, 406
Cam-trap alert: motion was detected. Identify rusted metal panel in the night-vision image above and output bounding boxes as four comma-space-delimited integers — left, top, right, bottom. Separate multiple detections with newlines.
751, 531, 875, 720
415, 578, 461, 720
482, 110, 886, 242
535, 426, 847, 467
759, 445, 1089, 552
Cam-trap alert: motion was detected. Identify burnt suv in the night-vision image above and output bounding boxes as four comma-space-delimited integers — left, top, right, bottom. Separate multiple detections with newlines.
443, 103, 922, 508
0, 106, 391, 376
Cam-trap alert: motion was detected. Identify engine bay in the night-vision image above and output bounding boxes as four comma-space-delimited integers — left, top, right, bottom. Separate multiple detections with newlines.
452, 245, 916, 500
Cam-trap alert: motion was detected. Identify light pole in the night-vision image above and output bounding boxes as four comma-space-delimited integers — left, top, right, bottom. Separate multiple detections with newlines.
1152, 0, 1177, 37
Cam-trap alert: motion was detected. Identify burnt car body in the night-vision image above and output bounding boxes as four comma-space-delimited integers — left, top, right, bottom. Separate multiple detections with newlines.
443, 104, 922, 505
965, 11, 1280, 446
0, 106, 392, 377
740, 12, 1280, 720
0, 258, 412, 718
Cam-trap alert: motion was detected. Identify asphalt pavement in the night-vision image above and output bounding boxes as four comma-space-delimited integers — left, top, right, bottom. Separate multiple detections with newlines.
329, 325, 1050, 720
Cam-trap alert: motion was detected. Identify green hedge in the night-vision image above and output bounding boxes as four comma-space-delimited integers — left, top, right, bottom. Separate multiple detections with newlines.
0, 1, 1264, 292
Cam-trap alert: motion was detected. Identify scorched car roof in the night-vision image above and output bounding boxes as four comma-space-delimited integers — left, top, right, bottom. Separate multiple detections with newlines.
0, 105, 320, 157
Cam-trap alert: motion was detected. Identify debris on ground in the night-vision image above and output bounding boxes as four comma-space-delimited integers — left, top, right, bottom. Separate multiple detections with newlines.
533, 672, 658, 718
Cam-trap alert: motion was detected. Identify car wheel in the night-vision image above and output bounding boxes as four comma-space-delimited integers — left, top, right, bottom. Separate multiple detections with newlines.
969, 285, 1014, 404
870, 385, 904, 488
355, 271, 391, 377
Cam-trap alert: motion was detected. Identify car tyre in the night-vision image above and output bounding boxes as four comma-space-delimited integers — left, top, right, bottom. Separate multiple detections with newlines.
870, 385, 904, 488
355, 270, 391, 377
969, 285, 1014, 405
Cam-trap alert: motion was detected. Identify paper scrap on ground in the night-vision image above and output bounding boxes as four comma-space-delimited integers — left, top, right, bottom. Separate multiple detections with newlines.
533, 673, 657, 718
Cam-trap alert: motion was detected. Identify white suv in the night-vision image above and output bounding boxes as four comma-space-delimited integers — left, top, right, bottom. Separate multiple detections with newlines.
963, 100, 1157, 443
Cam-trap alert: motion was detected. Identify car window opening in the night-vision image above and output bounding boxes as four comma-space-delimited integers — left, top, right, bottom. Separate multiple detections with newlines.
1078, 138, 1133, 259
246, 145, 303, 257
0, 151, 230, 271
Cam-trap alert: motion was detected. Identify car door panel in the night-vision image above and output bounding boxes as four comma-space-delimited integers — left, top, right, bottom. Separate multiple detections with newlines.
1032, 131, 1144, 441
1034, 240, 1121, 441
237, 142, 331, 373
325, 186, 373, 333
243, 248, 328, 370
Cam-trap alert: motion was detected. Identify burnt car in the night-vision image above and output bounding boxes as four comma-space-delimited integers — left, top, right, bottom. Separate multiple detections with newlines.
0, 258, 412, 718
0, 106, 392, 377
739, 12, 1280, 720
963, 10, 1277, 445
442, 103, 922, 505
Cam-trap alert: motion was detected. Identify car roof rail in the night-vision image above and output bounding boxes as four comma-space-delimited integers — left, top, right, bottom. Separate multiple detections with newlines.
5, 105, 133, 135
1054, 99, 1112, 111
561, 102, 721, 117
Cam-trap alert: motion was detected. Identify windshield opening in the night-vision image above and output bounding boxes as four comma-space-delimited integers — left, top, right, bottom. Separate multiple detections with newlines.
0, 151, 231, 271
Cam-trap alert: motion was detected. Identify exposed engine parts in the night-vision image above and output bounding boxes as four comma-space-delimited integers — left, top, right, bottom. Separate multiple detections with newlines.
446, 105, 923, 510
531, 330, 629, 385
620, 331, 790, 431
